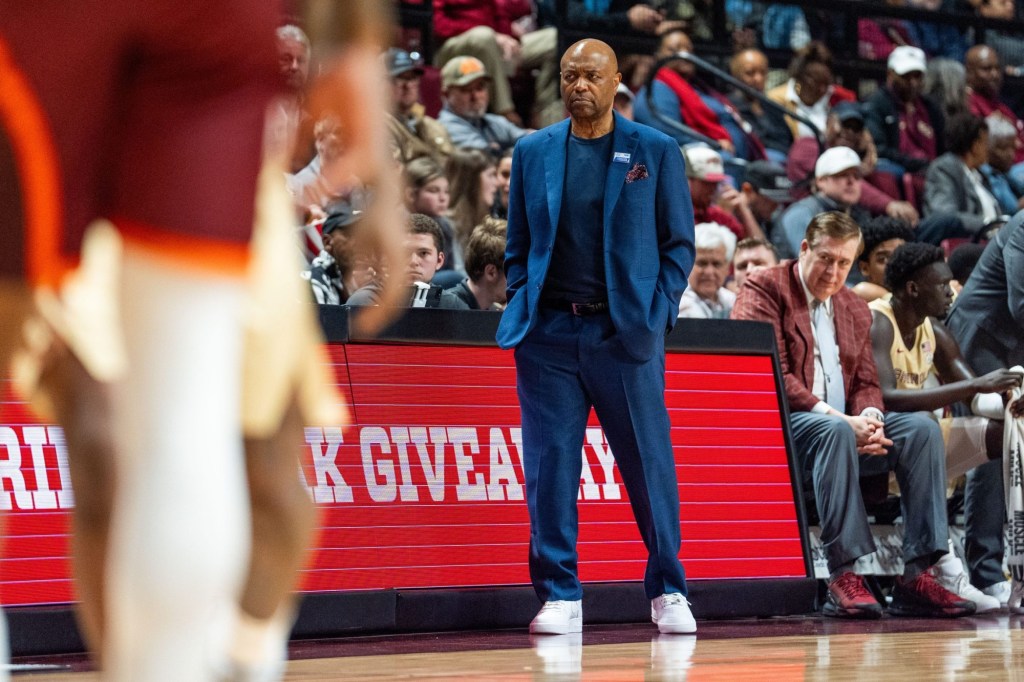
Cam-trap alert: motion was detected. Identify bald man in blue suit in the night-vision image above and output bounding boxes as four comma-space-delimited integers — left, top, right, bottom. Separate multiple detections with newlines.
496, 39, 697, 635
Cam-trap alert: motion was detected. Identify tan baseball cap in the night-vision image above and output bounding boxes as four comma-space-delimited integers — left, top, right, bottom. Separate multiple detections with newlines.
441, 56, 490, 89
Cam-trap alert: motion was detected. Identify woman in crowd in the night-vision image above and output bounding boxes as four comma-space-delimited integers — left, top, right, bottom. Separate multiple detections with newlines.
403, 156, 462, 281
767, 41, 857, 141
447, 148, 499, 254
491, 149, 513, 220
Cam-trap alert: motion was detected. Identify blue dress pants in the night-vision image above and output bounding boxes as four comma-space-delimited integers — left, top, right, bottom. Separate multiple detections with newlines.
513, 307, 688, 601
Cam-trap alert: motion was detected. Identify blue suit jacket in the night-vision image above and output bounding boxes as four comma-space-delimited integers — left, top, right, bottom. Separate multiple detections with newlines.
496, 113, 696, 361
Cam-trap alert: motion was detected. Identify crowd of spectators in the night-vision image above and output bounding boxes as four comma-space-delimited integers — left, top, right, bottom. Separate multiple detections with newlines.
276, 2, 1024, 615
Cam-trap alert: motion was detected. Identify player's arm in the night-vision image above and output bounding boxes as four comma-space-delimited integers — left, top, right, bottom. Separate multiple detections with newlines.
297, 0, 406, 332
874, 314, 1022, 411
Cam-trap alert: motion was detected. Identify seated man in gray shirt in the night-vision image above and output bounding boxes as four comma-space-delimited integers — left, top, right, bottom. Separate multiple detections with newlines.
437, 56, 530, 156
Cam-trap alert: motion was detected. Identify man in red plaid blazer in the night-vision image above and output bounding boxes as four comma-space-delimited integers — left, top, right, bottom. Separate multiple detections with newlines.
732, 211, 974, 619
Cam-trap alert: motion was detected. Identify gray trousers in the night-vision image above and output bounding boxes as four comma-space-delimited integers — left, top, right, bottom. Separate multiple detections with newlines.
791, 411, 949, 572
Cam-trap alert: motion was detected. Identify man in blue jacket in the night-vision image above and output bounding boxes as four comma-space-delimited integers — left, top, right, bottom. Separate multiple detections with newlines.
496, 38, 696, 635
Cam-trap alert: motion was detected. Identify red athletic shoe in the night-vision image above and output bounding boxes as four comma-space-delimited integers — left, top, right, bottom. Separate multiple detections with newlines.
889, 570, 977, 618
822, 572, 883, 619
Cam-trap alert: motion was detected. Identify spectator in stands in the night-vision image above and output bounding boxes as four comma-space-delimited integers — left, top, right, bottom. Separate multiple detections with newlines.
303, 207, 366, 305
438, 56, 530, 156
684, 146, 757, 240
732, 211, 975, 620
923, 113, 1003, 242
678, 222, 737, 319
982, 115, 1024, 213
634, 29, 766, 168
386, 48, 455, 165
275, 24, 314, 172
925, 58, 968, 120
869, 241, 1024, 613
858, 0, 915, 62
287, 115, 367, 213
728, 48, 793, 164
445, 217, 508, 310
403, 157, 462, 278
433, 0, 560, 126
731, 237, 779, 291
766, 41, 857, 141
944, 211, 1024, 610
347, 213, 469, 309
773, 147, 871, 260
965, 45, 1024, 183
864, 46, 945, 176
739, 161, 794, 238
760, 6, 812, 51
492, 149, 514, 219
564, 0, 670, 36
904, 0, 968, 61
277, 24, 310, 93
448, 148, 500, 253
852, 216, 916, 302
614, 82, 635, 121
787, 102, 922, 227
947, 241, 986, 293
973, 0, 1024, 76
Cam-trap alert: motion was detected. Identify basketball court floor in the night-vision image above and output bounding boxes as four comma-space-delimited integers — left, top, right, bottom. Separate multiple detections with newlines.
10, 613, 1024, 680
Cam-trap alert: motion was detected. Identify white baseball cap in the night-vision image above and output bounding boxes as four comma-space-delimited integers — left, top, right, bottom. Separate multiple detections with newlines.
888, 46, 926, 76
684, 146, 727, 182
615, 82, 635, 103
814, 146, 862, 179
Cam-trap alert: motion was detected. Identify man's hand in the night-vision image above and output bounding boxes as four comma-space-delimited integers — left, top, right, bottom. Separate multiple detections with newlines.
1010, 396, 1024, 419
843, 414, 892, 455
973, 369, 1024, 394
885, 200, 920, 227
716, 185, 746, 214
495, 33, 522, 65
627, 5, 665, 33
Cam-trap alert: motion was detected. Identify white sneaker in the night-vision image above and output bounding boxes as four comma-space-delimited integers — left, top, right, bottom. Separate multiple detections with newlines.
651, 593, 696, 634
1010, 579, 1024, 615
982, 580, 1012, 607
530, 600, 582, 635
930, 554, 1001, 613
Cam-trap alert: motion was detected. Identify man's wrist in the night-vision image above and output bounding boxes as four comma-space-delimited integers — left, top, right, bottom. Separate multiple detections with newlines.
860, 407, 884, 423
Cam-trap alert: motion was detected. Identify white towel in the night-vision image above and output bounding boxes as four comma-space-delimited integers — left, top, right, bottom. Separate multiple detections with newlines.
1003, 366, 1024, 584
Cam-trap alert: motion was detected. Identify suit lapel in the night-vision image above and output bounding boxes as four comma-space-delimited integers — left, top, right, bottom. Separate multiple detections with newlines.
543, 123, 569, 237
787, 261, 816, 386
603, 115, 639, 228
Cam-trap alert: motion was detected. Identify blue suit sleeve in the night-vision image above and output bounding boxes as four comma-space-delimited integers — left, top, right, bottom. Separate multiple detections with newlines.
654, 138, 696, 330
504, 141, 530, 303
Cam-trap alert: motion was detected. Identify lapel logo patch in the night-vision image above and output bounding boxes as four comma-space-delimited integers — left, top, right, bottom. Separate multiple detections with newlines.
613, 152, 631, 164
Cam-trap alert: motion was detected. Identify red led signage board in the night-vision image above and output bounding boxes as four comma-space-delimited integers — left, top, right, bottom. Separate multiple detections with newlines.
0, 340, 807, 606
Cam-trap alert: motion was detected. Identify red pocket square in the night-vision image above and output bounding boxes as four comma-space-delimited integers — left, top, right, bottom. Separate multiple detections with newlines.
625, 163, 649, 183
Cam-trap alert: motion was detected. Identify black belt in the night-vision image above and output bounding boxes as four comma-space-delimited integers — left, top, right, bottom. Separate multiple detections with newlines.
541, 299, 609, 316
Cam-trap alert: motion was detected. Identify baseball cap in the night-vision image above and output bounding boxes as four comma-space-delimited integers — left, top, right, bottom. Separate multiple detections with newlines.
322, 206, 363, 235
384, 48, 424, 78
815, 146, 862, 179
615, 82, 635, 103
745, 161, 794, 203
441, 56, 489, 89
832, 101, 864, 126
684, 146, 727, 182
888, 46, 926, 76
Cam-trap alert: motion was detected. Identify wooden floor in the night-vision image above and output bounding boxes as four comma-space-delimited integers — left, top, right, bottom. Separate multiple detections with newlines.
12, 614, 1024, 680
